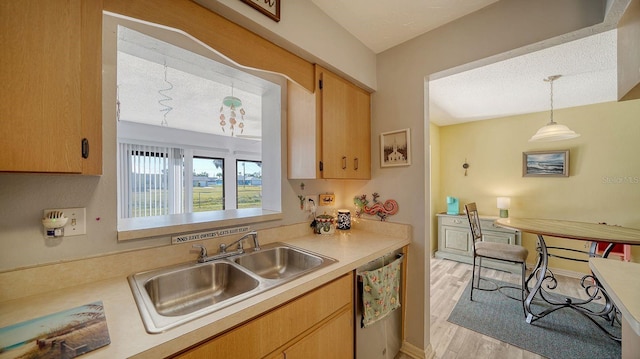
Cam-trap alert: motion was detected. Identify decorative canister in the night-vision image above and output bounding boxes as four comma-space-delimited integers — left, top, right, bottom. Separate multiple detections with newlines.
337, 209, 351, 230
315, 214, 335, 235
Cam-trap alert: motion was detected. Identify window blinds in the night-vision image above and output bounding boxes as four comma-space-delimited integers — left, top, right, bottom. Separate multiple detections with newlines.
118, 142, 184, 218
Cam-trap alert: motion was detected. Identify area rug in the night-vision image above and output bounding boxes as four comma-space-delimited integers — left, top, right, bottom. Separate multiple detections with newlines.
447, 280, 621, 359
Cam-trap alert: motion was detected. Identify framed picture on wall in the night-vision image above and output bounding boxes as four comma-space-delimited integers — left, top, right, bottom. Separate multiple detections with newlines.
240, 0, 281, 22
522, 150, 569, 177
380, 128, 411, 167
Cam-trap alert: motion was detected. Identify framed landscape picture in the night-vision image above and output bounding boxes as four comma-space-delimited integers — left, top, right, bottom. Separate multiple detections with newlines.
380, 128, 411, 167
523, 150, 569, 177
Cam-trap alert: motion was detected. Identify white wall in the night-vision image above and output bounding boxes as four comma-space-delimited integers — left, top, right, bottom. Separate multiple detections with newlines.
372, 0, 607, 353
193, 0, 377, 91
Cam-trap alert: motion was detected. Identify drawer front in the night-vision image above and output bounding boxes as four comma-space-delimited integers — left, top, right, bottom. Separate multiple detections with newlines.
440, 216, 468, 228
443, 226, 470, 252
480, 219, 512, 233
482, 231, 516, 245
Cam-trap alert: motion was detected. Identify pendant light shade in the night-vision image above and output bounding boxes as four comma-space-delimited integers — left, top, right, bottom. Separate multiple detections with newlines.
529, 75, 580, 142
529, 122, 580, 142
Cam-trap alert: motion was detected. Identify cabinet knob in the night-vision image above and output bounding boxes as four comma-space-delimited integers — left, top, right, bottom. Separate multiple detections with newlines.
354, 157, 359, 170
454, 219, 462, 224
342, 156, 347, 169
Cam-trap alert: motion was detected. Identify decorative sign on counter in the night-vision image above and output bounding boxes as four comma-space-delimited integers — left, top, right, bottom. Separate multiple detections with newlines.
172, 226, 250, 244
0, 301, 110, 358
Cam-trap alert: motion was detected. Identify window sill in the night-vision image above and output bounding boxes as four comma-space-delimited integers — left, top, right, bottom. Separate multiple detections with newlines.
117, 209, 283, 241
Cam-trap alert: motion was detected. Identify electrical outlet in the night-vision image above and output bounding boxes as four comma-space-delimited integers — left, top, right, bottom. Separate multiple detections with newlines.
43, 208, 86, 237
302, 194, 318, 212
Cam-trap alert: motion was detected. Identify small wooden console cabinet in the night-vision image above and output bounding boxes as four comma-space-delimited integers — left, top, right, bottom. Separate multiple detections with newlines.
435, 213, 522, 272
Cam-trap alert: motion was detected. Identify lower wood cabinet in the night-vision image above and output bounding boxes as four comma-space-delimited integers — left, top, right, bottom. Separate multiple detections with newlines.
282, 307, 353, 359
172, 273, 353, 359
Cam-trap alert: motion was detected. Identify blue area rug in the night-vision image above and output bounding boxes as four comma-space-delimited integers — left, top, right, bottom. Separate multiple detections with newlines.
447, 280, 621, 359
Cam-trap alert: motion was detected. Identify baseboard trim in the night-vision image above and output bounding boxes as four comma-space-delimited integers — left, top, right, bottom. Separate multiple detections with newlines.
431, 256, 589, 280
400, 341, 435, 359
543, 265, 587, 279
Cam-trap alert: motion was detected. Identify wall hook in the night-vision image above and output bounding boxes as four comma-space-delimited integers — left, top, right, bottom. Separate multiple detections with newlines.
463, 159, 469, 176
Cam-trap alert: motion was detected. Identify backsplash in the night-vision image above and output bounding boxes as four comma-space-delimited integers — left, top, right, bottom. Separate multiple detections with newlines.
0, 219, 408, 302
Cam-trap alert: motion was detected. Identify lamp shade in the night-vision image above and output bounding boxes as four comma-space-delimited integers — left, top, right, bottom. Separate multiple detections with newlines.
497, 197, 511, 209
529, 122, 580, 142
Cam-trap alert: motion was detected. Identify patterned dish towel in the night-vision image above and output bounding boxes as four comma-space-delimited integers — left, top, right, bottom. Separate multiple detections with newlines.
360, 256, 402, 328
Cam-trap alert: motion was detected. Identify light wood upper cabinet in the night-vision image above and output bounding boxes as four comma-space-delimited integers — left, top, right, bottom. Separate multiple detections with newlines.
0, 0, 102, 174
288, 65, 371, 180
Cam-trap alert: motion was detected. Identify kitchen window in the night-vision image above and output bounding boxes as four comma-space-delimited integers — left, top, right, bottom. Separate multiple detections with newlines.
236, 160, 262, 209
108, 18, 282, 241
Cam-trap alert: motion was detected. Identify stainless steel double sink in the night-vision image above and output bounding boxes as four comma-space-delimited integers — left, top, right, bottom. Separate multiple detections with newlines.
128, 243, 337, 333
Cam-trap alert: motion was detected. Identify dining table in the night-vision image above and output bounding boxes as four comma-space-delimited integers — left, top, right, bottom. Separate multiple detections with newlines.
494, 217, 640, 341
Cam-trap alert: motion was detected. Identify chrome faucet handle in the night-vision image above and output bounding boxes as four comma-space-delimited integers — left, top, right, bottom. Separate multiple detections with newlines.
192, 244, 208, 260
248, 231, 260, 251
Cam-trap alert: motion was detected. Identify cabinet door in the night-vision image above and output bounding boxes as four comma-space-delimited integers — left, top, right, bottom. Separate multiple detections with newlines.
442, 226, 471, 254
283, 307, 353, 359
172, 274, 352, 359
319, 68, 371, 179
320, 69, 350, 178
0, 0, 101, 174
287, 81, 321, 179
348, 85, 371, 179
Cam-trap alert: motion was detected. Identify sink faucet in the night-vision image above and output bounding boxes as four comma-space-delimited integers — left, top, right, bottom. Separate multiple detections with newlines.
191, 231, 260, 263
221, 231, 260, 253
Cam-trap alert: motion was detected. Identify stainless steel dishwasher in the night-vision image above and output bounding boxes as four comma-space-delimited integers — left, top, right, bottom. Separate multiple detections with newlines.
355, 249, 404, 359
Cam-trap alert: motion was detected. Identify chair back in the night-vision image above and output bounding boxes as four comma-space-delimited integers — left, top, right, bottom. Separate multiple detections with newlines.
465, 202, 483, 244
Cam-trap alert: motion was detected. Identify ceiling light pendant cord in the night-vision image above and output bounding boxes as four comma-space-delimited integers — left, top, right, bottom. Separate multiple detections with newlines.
544, 75, 560, 125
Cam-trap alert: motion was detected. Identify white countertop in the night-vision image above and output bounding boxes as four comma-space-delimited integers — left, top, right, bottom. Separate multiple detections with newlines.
589, 258, 640, 336
0, 228, 409, 358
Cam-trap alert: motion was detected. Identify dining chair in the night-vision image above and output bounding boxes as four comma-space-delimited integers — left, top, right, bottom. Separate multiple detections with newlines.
465, 202, 529, 314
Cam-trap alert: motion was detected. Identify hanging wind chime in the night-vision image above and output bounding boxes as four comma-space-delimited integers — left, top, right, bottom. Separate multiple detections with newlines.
158, 62, 174, 126
219, 84, 246, 136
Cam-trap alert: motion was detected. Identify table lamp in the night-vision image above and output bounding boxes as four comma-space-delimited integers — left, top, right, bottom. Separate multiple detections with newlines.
497, 197, 511, 218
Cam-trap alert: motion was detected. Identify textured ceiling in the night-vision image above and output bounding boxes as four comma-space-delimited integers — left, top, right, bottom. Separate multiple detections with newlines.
311, 0, 621, 126
429, 29, 618, 126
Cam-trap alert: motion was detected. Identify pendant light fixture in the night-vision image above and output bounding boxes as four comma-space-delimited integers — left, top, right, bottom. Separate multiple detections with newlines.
529, 75, 580, 142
